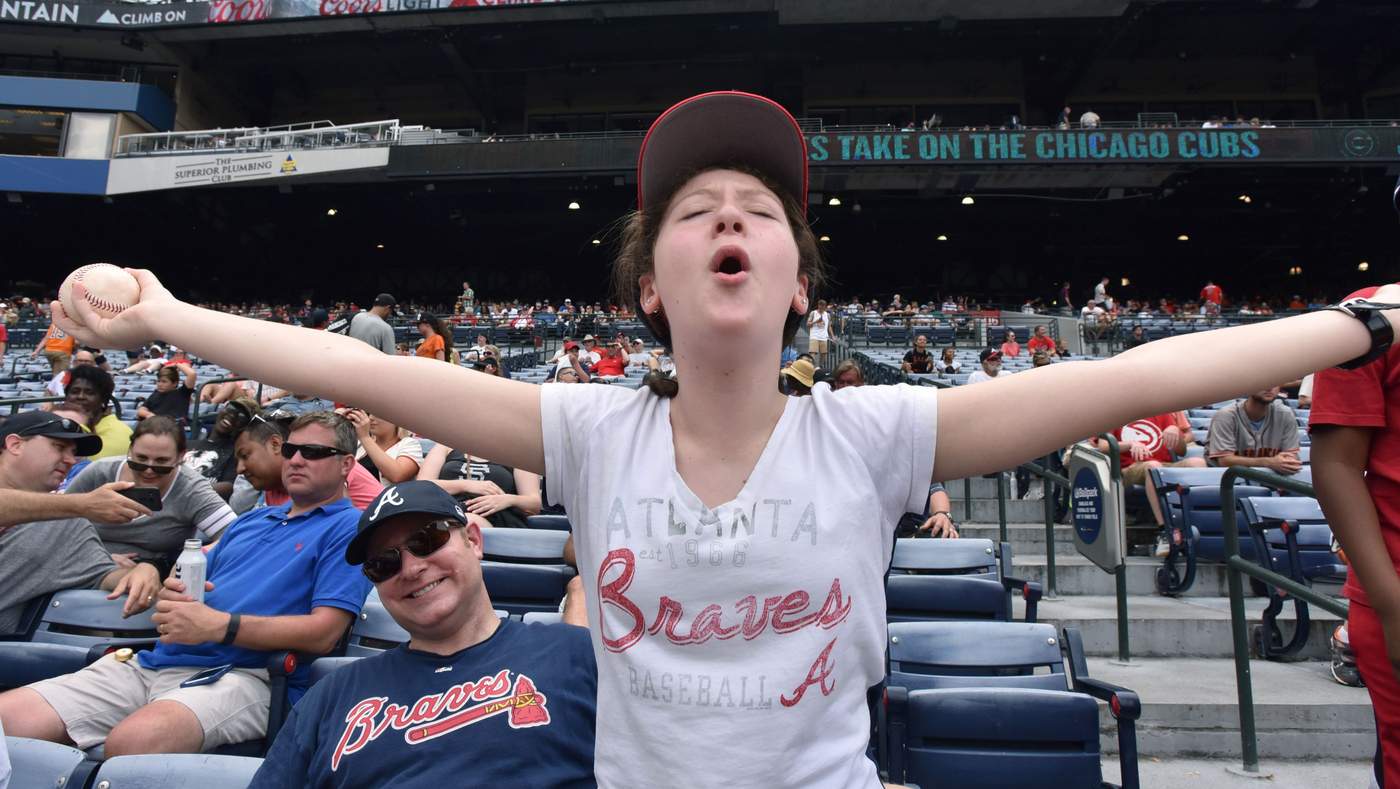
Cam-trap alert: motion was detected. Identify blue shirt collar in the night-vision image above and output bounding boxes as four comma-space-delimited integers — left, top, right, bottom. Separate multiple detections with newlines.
262, 496, 355, 522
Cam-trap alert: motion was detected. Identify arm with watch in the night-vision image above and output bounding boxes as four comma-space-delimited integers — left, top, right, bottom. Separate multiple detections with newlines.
917, 484, 958, 538
151, 575, 351, 656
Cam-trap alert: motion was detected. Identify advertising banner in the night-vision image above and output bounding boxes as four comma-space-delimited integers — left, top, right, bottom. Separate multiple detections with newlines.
0, 0, 571, 28
106, 146, 389, 194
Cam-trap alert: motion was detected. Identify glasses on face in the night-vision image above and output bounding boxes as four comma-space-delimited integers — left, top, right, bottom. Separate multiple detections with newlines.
127, 458, 176, 476
280, 442, 350, 461
362, 520, 462, 583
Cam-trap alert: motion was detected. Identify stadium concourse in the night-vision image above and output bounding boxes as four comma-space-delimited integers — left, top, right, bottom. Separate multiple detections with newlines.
0, 291, 1374, 787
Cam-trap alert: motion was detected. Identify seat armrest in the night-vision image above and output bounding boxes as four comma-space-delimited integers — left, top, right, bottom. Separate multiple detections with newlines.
885, 686, 908, 785
1003, 576, 1042, 622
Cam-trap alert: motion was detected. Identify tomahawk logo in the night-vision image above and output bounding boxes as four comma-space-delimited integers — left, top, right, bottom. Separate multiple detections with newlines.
369, 487, 404, 521
330, 670, 551, 771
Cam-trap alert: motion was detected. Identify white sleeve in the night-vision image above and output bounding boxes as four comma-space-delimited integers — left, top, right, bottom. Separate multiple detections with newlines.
821, 384, 939, 522
1298, 374, 1314, 399
540, 383, 638, 518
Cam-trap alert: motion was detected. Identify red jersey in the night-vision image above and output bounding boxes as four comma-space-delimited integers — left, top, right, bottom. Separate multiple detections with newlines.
1310, 284, 1400, 606
593, 353, 626, 376
1026, 336, 1055, 354
1110, 413, 1180, 468
1200, 284, 1223, 305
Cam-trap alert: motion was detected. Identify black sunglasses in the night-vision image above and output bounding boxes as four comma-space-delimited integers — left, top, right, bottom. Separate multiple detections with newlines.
362, 520, 462, 583
280, 442, 350, 461
127, 458, 176, 476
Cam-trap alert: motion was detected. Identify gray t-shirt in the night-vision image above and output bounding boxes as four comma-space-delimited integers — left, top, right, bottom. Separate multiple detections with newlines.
348, 311, 396, 355
66, 457, 237, 560
0, 517, 113, 634
1206, 400, 1301, 463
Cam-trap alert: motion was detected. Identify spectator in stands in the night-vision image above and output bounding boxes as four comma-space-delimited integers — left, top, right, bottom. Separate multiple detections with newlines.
1124, 325, 1148, 349
0, 411, 160, 632
201, 376, 263, 407
249, 481, 594, 789
1055, 104, 1072, 128
1000, 329, 1022, 358
1032, 350, 1052, 368
122, 345, 166, 375
781, 358, 815, 396
934, 347, 962, 374
554, 340, 591, 382
302, 308, 330, 331
1297, 373, 1314, 409
475, 356, 506, 379
30, 321, 76, 374
418, 444, 542, 530
831, 360, 864, 390
51, 405, 95, 491
1093, 277, 1110, 307
897, 483, 958, 538
0, 318, 6, 357
1027, 325, 1055, 355
414, 313, 452, 363
0, 411, 372, 757
463, 333, 490, 362
579, 335, 603, 367
66, 416, 237, 574
263, 390, 334, 415
136, 362, 197, 425
62, 92, 1400, 789
185, 397, 257, 500
902, 334, 933, 374
1079, 108, 1100, 128
1092, 412, 1206, 552
1200, 280, 1224, 317
235, 411, 382, 511
42, 346, 97, 397
1206, 386, 1302, 475
348, 293, 397, 355
344, 409, 422, 484
593, 338, 628, 381
967, 348, 1003, 384
626, 338, 651, 368
459, 281, 476, 314
1054, 337, 1073, 359
61, 365, 130, 461
806, 298, 832, 357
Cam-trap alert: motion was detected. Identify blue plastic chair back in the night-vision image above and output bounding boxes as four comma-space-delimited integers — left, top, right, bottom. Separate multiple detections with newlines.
526, 514, 572, 532
481, 529, 569, 564
31, 589, 159, 648
886, 574, 1009, 622
92, 753, 264, 789
523, 611, 563, 625
6, 736, 92, 789
889, 538, 998, 575
482, 562, 576, 616
887, 621, 1067, 692
347, 601, 410, 656
308, 656, 359, 687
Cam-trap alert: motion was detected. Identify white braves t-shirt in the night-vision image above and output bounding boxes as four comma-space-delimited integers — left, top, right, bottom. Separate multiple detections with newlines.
542, 381, 937, 788
808, 309, 831, 342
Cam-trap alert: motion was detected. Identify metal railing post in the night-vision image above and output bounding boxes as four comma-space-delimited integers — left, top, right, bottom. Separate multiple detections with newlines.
1220, 467, 1260, 774
996, 472, 1008, 543
963, 477, 972, 523
1095, 433, 1130, 663
1043, 475, 1058, 598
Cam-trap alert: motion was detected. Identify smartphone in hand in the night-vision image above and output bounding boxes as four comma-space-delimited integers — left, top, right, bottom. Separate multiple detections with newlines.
118, 486, 163, 512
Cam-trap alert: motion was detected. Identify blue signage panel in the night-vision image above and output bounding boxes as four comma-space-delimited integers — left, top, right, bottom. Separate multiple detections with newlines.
1072, 466, 1104, 546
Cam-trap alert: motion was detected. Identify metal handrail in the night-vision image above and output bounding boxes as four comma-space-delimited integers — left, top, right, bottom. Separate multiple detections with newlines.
1217, 467, 1344, 775
1013, 459, 1069, 599
0, 395, 63, 415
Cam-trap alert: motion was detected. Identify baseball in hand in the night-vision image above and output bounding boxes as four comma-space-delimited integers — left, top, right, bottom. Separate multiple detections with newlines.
60, 264, 140, 326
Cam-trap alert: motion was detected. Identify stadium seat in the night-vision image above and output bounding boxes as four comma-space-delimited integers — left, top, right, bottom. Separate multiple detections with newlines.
1149, 466, 1274, 595
6, 736, 97, 789
523, 611, 563, 625
481, 562, 576, 616
91, 753, 263, 789
882, 622, 1140, 789
0, 590, 160, 689
1240, 496, 1346, 660
347, 601, 411, 656
526, 514, 572, 531
481, 528, 569, 564
885, 539, 1041, 622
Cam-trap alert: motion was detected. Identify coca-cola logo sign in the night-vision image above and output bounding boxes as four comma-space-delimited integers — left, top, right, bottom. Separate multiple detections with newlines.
319, 0, 382, 15
207, 0, 271, 23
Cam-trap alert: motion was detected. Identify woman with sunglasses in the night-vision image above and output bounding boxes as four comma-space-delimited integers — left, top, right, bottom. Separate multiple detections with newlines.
65, 416, 237, 576
53, 91, 1400, 789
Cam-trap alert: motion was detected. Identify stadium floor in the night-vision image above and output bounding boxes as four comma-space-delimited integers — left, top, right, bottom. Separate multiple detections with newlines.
1102, 758, 1370, 787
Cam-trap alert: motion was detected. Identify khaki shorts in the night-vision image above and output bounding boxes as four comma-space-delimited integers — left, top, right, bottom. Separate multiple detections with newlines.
28, 653, 270, 751
808, 338, 829, 353
1122, 459, 1196, 487
43, 350, 71, 373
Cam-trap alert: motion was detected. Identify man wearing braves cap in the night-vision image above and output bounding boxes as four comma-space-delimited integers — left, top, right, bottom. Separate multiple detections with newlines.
0, 411, 160, 631
251, 481, 595, 788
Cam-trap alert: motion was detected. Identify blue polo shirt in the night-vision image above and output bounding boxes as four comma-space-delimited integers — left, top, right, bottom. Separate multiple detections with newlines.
139, 498, 371, 693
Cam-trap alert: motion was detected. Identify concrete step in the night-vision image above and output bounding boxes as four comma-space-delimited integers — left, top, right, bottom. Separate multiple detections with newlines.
1088, 658, 1373, 762
961, 523, 1077, 555
1013, 555, 1230, 597
1101, 757, 1371, 788
1017, 595, 1342, 659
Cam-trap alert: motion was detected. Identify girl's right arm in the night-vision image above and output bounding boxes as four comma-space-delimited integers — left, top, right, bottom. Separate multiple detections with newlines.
55, 270, 545, 474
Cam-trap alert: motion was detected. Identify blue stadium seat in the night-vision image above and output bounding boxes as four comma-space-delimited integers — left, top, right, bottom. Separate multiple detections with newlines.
523, 611, 563, 625
526, 514, 572, 531
481, 562, 576, 616
6, 736, 97, 789
1240, 496, 1346, 660
0, 590, 161, 689
885, 539, 1041, 622
347, 601, 410, 656
91, 753, 263, 789
1149, 467, 1273, 595
481, 528, 569, 564
882, 623, 1140, 789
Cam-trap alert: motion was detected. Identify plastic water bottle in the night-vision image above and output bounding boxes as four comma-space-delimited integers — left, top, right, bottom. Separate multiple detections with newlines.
175, 539, 207, 604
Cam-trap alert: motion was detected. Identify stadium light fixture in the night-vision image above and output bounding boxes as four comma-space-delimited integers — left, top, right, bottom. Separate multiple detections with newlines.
1237, 194, 1252, 204
961, 196, 975, 206
375, 243, 384, 249
325, 208, 338, 217
828, 197, 841, 206
1359, 261, 1370, 272
592, 239, 602, 245
1121, 277, 1130, 287
936, 234, 949, 242
819, 235, 831, 242
568, 201, 581, 210
1176, 234, 1189, 242
1288, 266, 1303, 276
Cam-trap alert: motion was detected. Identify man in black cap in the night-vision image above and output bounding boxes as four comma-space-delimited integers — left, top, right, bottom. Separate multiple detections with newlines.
967, 348, 1004, 385
250, 480, 595, 788
0, 412, 161, 632
348, 293, 397, 355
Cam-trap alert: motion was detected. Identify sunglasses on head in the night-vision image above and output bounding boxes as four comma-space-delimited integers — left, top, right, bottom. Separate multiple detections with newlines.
280, 442, 349, 461
362, 519, 462, 583
127, 458, 176, 476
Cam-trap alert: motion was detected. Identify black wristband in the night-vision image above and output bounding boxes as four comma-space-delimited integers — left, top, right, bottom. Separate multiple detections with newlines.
221, 613, 241, 646
1327, 299, 1400, 370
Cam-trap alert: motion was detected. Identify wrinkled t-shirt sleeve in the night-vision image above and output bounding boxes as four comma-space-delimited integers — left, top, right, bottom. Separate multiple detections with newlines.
825, 384, 938, 525
540, 383, 635, 523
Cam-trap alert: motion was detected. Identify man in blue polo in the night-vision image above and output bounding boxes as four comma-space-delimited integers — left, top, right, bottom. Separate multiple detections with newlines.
0, 411, 371, 757
250, 481, 596, 788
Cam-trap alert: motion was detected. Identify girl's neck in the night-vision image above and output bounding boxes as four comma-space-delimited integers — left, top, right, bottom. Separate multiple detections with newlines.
668, 338, 788, 443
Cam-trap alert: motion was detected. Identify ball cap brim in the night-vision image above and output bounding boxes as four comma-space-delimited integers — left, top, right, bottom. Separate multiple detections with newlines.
637, 91, 808, 217
346, 480, 469, 565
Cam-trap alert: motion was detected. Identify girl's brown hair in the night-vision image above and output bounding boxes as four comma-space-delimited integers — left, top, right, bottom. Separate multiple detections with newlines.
611, 163, 828, 397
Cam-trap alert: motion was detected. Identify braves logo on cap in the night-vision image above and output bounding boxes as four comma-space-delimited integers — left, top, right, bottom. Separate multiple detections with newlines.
369, 487, 405, 521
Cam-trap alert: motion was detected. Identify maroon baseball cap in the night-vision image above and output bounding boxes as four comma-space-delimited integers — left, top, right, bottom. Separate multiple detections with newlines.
637, 91, 808, 216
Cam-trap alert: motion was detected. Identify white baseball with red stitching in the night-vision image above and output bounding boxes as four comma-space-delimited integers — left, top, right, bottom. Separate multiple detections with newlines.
60, 263, 140, 325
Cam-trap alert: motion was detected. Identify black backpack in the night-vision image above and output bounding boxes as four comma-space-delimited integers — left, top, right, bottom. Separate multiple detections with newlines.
325, 310, 359, 335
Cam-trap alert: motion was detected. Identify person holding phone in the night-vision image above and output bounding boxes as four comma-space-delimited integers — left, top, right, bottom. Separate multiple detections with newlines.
44, 91, 1400, 788
65, 416, 237, 575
